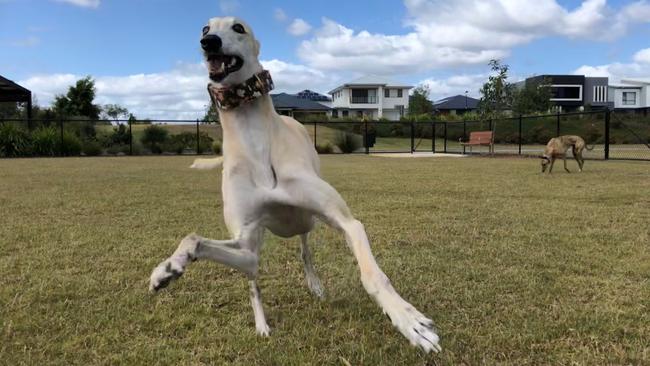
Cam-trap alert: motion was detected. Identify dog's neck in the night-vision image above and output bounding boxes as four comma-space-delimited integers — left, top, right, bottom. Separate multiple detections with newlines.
207, 70, 274, 111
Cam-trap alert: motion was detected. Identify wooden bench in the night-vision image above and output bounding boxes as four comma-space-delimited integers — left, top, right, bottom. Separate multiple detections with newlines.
459, 131, 494, 155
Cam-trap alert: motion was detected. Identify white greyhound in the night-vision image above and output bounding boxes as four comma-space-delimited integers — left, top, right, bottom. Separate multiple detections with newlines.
148, 16, 441, 353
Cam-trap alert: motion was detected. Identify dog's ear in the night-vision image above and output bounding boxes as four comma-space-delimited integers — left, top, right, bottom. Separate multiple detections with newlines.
254, 39, 260, 57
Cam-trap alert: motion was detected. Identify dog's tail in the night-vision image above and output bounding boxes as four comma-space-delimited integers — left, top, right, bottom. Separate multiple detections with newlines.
190, 157, 223, 170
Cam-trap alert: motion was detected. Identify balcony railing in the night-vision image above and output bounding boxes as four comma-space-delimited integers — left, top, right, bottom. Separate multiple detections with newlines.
350, 96, 378, 104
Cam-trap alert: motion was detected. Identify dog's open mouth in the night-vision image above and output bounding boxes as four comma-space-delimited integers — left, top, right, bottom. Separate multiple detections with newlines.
206, 54, 244, 82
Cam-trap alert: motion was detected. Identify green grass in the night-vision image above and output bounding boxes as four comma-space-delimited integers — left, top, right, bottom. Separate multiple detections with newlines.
1, 156, 649, 365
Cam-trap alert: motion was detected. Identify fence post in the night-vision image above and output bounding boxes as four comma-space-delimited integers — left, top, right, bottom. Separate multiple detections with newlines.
463, 120, 467, 142
196, 119, 200, 155
556, 111, 560, 137
431, 122, 435, 153
59, 118, 64, 157
488, 118, 492, 131
129, 119, 133, 155
364, 121, 369, 154
444, 122, 448, 153
410, 121, 415, 153
604, 109, 610, 160
314, 123, 317, 150
518, 115, 522, 156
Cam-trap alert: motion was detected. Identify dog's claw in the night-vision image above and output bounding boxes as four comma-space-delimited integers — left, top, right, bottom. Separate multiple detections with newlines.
384, 305, 441, 353
256, 324, 271, 337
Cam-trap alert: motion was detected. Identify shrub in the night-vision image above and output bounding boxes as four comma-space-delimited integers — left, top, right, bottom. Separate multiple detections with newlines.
108, 124, 131, 146
0, 123, 31, 157
212, 140, 222, 155
197, 132, 214, 154
315, 142, 334, 154
82, 140, 103, 156
106, 144, 129, 155
140, 125, 169, 154
334, 131, 362, 153
31, 127, 58, 156
58, 131, 82, 156
161, 132, 215, 154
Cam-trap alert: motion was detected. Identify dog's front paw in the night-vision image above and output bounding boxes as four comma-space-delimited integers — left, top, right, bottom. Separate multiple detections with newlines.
149, 260, 184, 292
256, 323, 271, 337
148, 234, 200, 293
386, 305, 441, 353
306, 275, 325, 299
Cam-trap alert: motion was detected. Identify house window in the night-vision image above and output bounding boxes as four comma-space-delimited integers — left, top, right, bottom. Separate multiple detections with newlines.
384, 88, 390, 98
332, 110, 338, 118
397, 89, 403, 97
550, 85, 582, 101
342, 110, 349, 117
623, 92, 636, 105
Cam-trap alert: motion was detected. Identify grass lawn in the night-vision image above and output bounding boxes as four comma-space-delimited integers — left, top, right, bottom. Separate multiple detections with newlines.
1, 155, 649, 365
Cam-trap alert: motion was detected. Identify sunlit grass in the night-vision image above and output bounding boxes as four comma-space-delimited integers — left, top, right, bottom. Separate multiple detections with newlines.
1, 155, 649, 365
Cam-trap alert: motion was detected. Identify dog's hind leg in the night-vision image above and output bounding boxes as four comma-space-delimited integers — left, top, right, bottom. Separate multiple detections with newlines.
563, 155, 570, 173
271, 177, 441, 353
300, 233, 324, 298
149, 233, 259, 292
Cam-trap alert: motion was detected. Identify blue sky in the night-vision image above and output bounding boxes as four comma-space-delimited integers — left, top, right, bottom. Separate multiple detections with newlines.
1, 0, 650, 119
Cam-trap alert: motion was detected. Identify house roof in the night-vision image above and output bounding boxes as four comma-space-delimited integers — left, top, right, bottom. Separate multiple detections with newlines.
0, 75, 31, 103
271, 93, 331, 111
609, 83, 642, 88
620, 78, 650, 85
433, 95, 479, 110
295, 89, 331, 102
328, 75, 413, 94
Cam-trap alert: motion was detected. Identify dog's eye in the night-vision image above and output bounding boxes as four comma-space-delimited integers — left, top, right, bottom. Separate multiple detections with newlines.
232, 23, 246, 34
202, 26, 210, 36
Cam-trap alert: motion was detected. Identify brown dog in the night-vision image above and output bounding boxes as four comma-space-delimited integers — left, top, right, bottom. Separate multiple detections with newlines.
540, 135, 594, 173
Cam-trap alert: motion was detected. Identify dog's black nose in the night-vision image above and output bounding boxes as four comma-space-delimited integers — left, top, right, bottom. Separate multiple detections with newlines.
201, 34, 222, 52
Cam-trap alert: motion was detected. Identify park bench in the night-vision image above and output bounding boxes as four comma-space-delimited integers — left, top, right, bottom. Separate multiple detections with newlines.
459, 131, 494, 155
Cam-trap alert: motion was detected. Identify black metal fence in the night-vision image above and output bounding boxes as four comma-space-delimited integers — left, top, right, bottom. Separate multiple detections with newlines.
1, 109, 649, 160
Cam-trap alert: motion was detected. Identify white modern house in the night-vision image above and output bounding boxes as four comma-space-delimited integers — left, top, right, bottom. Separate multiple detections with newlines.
328, 76, 412, 120
608, 78, 650, 110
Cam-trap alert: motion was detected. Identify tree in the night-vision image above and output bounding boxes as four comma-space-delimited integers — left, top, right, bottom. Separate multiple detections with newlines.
102, 104, 129, 122
478, 59, 514, 118
53, 76, 101, 119
202, 103, 219, 123
511, 77, 553, 115
408, 84, 434, 116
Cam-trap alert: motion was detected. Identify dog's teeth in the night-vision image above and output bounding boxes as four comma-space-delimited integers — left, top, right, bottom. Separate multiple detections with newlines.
229, 58, 236, 67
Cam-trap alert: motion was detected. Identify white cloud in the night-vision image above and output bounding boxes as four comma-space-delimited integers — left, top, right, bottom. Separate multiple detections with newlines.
417, 74, 487, 101
298, 0, 650, 75
261, 59, 338, 93
54, 0, 100, 8
632, 48, 650, 64
287, 18, 312, 36
19, 61, 335, 120
274, 8, 288, 22
9, 36, 40, 47
299, 18, 505, 74
219, 0, 239, 14
574, 47, 650, 82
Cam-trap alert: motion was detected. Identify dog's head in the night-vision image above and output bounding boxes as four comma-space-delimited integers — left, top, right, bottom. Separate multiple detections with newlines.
201, 17, 262, 86
540, 155, 551, 172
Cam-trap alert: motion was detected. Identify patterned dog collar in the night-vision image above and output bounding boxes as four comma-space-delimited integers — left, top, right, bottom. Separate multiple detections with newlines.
207, 70, 275, 111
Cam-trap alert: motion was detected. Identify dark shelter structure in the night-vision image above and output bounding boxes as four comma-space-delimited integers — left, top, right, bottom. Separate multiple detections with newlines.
0, 75, 32, 124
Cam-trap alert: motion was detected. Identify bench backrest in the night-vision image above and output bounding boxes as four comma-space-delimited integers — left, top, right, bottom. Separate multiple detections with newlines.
468, 131, 493, 143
